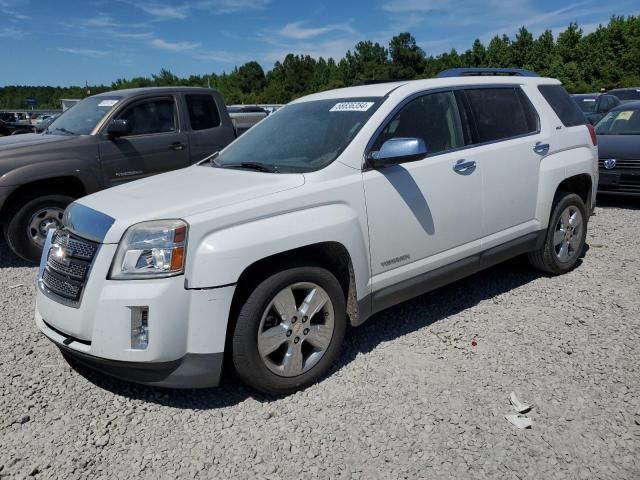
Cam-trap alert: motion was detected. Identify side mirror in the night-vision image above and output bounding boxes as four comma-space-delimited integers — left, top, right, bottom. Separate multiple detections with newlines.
107, 119, 130, 138
368, 137, 427, 168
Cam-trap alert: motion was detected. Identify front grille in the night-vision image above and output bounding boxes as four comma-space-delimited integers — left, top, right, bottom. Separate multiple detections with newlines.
40, 230, 98, 305
599, 159, 640, 170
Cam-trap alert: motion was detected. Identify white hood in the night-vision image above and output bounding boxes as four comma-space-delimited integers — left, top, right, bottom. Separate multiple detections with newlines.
76, 165, 305, 243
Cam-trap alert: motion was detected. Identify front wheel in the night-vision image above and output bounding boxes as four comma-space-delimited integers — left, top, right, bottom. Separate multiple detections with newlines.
528, 192, 587, 275
4, 194, 74, 263
232, 266, 346, 395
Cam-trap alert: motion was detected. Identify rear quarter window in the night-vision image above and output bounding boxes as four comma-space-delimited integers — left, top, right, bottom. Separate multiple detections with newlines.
186, 94, 221, 131
464, 87, 539, 143
538, 85, 586, 127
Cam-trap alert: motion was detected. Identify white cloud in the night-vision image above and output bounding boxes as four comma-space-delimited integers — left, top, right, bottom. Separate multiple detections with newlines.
139, 4, 190, 20
81, 14, 118, 28
150, 38, 201, 51
278, 21, 356, 40
196, 0, 271, 14
195, 50, 246, 63
263, 38, 360, 63
57, 47, 110, 57
382, 0, 450, 13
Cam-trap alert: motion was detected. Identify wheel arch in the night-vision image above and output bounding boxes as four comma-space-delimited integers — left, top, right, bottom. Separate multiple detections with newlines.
0, 176, 87, 223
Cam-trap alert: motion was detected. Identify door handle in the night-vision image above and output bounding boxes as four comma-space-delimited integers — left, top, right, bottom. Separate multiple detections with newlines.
453, 159, 476, 175
533, 142, 550, 155
170, 142, 185, 151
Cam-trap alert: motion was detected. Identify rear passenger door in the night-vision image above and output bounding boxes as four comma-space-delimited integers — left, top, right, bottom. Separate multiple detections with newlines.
459, 87, 543, 241
99, 96, 190, 187
184, 93, 236, 162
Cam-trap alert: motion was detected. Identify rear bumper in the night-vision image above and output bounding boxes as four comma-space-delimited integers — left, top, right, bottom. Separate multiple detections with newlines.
38, 314, 224, 388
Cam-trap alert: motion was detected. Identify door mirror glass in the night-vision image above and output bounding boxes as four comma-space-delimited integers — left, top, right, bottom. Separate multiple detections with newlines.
107, 119, 131, 138
369, 137, 427, 168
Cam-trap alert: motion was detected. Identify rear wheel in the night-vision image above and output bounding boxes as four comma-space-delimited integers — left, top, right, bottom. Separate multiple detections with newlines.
528, 192, 587, 275
232, 266, 346, 395
4, 194, 74, 263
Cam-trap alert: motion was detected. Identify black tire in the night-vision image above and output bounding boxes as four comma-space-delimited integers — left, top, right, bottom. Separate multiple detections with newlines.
528, 192, 587, 275
232, 266, 346, 395
4, 194, 74, 263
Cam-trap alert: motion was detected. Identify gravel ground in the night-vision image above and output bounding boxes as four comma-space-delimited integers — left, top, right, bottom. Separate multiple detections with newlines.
1, 197, 639, 480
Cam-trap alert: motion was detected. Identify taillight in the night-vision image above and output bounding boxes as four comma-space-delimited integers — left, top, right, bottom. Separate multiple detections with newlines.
587, 123, 597, 146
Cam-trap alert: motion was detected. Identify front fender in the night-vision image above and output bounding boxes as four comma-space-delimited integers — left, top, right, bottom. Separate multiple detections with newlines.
185, 203, 371, 304
0, 158, 101, 191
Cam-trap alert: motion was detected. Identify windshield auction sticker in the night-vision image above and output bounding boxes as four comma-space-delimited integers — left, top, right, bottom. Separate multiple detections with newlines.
98, 99, 119, 107
330, 102, 375, 112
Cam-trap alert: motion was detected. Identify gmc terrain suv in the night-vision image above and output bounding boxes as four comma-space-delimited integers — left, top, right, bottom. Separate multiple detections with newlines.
35, 69, 598, 395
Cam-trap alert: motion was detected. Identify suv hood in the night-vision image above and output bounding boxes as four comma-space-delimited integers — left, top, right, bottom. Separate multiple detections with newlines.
75, 165, 306, 243
597, 134, 640, 160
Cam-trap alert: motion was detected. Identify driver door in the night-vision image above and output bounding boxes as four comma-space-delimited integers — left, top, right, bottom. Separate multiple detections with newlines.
362, 90, 484, 301
99, 96, 189, 187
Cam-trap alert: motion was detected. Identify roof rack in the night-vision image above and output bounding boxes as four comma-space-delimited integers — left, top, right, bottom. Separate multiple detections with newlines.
437, 68, 539, 78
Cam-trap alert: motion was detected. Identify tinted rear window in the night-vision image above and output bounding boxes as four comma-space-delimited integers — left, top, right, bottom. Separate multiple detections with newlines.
464, 87, 539, 143
186, 94, 221, 131
539, 85, 586, 127
608, 89, 640, 101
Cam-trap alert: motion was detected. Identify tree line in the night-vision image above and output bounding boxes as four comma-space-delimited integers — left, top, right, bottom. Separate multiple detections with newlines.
1, 15, 638, 110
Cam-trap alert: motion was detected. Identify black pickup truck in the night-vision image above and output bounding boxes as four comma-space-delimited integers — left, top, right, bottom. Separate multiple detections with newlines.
0, 87, 241, 261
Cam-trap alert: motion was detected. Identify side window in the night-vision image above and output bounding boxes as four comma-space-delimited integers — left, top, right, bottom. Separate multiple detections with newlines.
464, 88, 539, 143
538, 85, 586, 127
372, 91, 465, 155
185, 94, 221, 131
118, 98, 177, 135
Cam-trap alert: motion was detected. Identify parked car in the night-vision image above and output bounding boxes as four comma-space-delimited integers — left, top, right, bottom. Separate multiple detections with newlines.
594, 101, 640, 195
35, 69, 597, 394
227, 105, 268, 135
571, 93, 620, 124
607, 88, 640, 103
0, 113, 18, 123
34, 113, 61, 133
0, 119, 36, 136
0, 87, 238, 262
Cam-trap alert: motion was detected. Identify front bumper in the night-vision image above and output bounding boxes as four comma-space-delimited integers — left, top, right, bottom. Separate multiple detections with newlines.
598, 168, 640, 196
35, 241, 236, 388
40, 317, 223, 388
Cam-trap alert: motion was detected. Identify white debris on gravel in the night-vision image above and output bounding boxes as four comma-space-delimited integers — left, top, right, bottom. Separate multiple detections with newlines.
505, 414, 533, 429
1, 200, 640, 479
510, 391, 533, 414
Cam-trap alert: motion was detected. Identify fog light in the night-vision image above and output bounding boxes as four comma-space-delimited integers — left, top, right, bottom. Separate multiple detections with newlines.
130, 307, 149, 350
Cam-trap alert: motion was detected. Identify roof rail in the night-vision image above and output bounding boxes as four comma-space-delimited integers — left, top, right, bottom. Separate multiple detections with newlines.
437, 68, 539, 78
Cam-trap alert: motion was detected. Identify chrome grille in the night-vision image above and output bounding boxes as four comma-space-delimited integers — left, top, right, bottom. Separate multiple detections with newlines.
40, 229, 98, 305
599, 159, 640, 170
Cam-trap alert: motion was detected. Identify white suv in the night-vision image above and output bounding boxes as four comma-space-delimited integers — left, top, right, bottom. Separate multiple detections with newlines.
35, 69, 598, 394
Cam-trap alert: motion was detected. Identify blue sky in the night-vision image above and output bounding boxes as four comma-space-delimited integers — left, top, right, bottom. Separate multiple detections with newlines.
0, 0, 638, 86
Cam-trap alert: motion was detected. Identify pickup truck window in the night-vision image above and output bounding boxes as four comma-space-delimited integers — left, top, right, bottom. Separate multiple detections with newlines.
213, 97, 384, 173
372, 91, 465, 155
46, 96, 122, 136
186, 94, 221, 131
117, 98, 177, 136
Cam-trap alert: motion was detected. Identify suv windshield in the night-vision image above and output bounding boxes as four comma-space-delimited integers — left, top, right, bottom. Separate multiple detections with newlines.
596, 109, 640, 135
212, 97, 384, 173
573, 96, 598, 113
46, 96, 123, 136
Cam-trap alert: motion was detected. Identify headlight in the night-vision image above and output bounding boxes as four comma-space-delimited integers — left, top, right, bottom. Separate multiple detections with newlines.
109, 220, 188, 280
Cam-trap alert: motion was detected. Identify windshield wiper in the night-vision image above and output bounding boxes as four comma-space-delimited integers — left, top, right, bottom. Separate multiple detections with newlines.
217, 162, 278, 173
50, 127, 76, 136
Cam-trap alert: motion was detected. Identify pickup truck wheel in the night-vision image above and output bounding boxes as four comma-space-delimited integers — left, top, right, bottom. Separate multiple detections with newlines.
232, 267, 346, 395
4, 194, 74, 263
528, 192, 587, 275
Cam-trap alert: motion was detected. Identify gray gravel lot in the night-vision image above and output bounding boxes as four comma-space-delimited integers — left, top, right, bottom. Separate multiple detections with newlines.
1, 198, 639, 479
